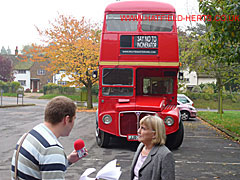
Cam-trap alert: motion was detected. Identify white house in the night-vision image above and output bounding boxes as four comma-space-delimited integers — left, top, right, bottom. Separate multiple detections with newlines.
13, 69, 31, 91
5, 54, 34, 91
53, 70, 75, 86
180, 68, 216, 91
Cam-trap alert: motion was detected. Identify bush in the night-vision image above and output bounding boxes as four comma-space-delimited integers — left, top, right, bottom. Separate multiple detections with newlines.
185, 91, 240, 103
43, 83, 59, 95
25, 88, 31, 93
212, 93, 218, 101
92, 84, 99, 95
226, 94, 237, 103
10, 81, 21, 93
192, 85, 202, 93
62, 86, 75, 94
43, 83, 77, 95
0, 81, 21, 93
202, 84, 214, 94
202, 93, 211, 100
0, 80, 7, 92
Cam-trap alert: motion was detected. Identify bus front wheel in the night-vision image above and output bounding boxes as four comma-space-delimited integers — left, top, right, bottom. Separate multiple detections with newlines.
165, 121, 184, 150
96, 127, 110, 148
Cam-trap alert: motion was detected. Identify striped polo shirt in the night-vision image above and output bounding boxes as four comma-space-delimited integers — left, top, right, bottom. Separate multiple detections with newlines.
11, 123, 69, 180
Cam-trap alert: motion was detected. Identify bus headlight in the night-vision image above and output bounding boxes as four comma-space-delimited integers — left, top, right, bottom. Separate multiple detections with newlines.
102, 114, 112, 125
164, 116, 174, 126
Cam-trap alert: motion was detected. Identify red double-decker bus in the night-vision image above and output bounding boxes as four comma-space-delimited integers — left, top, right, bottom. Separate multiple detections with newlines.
95, 1, 183, 149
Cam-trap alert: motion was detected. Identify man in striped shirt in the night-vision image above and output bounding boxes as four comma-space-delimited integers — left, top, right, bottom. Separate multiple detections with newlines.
11, 96, 87, 179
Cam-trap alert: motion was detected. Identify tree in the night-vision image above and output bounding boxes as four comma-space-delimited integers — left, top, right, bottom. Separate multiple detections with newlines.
199, 0, 240, 64
178, 23, 206, 90
1, 46, 7, 54
0, 55, 14, 82
179, 24, 240, 117
26, 14, 101, 109
198, 0, 240, 117
7, 47, 11, 54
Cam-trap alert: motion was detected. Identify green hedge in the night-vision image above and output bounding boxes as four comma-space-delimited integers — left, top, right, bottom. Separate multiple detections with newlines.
43, 83, 89, 101
43, 83, 76, 95
185, 92, 240, 102
0, 81, 21, 93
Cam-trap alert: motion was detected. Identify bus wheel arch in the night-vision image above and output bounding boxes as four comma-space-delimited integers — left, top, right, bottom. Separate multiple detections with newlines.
165, 121, 184, 150
95, 119, 110, 147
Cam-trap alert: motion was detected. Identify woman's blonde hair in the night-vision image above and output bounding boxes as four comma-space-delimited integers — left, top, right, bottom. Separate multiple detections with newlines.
140, 115, 166, 145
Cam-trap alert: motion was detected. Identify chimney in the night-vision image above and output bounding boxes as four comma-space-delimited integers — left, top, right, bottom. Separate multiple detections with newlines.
15, 46, 18, 56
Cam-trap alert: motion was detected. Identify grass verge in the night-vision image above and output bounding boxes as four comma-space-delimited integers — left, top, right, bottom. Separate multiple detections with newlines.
38, 94, 98, 103
1, 93, 17, 97
198, 111, 240, 141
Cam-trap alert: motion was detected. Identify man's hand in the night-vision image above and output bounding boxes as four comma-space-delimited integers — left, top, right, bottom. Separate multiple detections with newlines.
67, 148, 88, 164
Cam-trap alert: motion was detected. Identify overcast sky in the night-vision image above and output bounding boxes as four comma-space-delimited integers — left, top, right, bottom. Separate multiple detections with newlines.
0, 0, 199, 53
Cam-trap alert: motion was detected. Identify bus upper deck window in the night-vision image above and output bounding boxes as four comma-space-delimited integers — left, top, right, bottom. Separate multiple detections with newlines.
141, 14, 173, 32
106, 14, 138, 32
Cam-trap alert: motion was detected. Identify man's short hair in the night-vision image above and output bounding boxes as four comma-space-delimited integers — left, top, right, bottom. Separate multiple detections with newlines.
140, 115, 166, 145
45, 96, 77, 125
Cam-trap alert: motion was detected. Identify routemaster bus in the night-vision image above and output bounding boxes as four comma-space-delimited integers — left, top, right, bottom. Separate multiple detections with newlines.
95, 1, 184, 149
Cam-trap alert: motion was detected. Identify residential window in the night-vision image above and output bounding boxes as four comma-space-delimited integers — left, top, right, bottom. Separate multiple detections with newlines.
184, 78, 190, 83
18, 80, 26, 86
37, 69, 46, 75
18, 70, 26, 74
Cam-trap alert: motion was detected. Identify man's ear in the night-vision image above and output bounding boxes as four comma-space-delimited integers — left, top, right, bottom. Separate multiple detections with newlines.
63, 115, 70, 124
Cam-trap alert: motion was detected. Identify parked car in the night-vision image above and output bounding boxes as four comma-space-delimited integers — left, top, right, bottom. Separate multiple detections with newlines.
177, 101, 197, 121
177, 94, 194, 106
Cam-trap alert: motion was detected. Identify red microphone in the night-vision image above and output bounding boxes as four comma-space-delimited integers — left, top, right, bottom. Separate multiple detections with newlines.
74, 139, 86, 158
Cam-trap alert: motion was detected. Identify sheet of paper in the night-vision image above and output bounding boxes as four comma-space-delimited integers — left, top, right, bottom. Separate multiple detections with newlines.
96, 159, 122, 180
79, 159, 122, 180
79, 168, 96, 180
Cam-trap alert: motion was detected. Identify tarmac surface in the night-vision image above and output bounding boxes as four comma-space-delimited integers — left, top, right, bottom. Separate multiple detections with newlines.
0, 95, 239, 179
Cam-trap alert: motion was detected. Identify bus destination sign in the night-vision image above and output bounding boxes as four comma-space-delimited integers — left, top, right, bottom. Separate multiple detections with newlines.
120, 49, 158, 55
134, 35, 158, 48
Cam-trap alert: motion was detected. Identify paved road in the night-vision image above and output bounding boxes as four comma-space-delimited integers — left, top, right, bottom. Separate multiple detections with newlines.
0, 97, 239, 179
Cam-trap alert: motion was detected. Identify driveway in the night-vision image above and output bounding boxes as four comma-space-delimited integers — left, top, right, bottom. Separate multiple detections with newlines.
0, 97, 239, 179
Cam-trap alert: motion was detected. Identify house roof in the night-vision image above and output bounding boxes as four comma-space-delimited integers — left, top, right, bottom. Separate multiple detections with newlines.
1, 54, 34, 70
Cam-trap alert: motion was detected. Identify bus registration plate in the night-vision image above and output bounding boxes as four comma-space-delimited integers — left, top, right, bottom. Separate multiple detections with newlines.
127, 135, 138, 141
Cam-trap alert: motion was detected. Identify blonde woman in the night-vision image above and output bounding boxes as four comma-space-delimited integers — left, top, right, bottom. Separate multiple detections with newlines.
130, 115, 175, 180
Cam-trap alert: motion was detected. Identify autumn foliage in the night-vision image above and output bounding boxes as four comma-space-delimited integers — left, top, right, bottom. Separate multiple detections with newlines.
26, 14, 101, 108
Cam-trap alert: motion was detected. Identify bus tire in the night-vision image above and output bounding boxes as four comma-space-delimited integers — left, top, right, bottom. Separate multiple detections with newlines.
166, 121, 184, 150
96, 127, 110, 148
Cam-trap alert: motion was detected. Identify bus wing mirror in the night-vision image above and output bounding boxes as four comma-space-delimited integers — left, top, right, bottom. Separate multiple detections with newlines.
92, 70, 98, 78
178, 72, 183, 80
